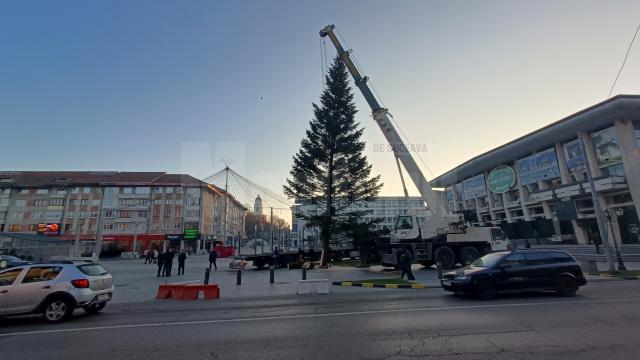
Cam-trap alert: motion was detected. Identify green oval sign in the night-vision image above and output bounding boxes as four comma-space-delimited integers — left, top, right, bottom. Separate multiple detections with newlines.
487, 165, 516, 193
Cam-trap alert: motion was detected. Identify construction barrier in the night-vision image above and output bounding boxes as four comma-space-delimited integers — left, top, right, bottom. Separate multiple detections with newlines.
332, 281, 426, 289
156, 284, 220, 300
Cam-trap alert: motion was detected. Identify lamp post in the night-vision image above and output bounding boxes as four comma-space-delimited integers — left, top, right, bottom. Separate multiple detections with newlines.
604, 208, 627, 271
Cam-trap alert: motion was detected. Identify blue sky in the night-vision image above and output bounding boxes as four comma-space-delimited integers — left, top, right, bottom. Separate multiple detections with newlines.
1, 0, 639, 201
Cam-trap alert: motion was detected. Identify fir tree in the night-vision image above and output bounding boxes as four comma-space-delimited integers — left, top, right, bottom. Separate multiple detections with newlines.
284, 57, 382, 266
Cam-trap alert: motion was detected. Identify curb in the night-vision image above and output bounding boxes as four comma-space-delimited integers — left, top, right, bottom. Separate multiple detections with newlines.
595, 274, 640, 280
332, 281, 427, 289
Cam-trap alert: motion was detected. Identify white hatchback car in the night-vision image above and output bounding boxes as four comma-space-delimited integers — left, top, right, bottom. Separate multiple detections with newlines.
0, 261, 114, 323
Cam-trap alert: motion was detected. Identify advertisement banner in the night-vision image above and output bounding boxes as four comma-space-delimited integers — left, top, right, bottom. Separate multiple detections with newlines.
592, 127, 622, 168
517, 148, 560, 185
37, 223, 61, 236
462, 174, 487, 200
564, 139, 586, 173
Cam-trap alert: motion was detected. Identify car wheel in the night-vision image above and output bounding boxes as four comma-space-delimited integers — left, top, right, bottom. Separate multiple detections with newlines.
83, 303, 106, 314
459, 246, 480, 266
475, 280, 497, 300
43, 297, 74, 323
434, 246, 455, 269
556, 277, 578, 297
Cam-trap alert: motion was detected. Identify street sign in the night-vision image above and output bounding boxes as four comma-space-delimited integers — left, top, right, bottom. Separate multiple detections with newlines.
183, 228, 199, 240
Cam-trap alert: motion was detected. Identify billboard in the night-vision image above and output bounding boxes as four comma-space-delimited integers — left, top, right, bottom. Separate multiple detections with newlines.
563, 139, 586, 173
37, 223, 61, 236
462, 174, 487, 200
517, 147, 560, 185
487, 165, 516, 193
592, 127, 622, 168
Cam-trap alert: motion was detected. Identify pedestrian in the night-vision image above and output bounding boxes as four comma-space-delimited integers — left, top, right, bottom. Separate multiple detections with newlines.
153, 249, 159, 264
144, 249, 152, 264
178, 250, 187, 275
397, 247, 415, 281
156, 250, 165, 277
591, 232, 602, 254
164, 248, 175, 277
271, 247, 280, 268
209, 248, 218, 271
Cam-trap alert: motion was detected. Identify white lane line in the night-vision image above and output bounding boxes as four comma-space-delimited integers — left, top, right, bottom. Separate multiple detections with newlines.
0, 297, 636, 338
171, 280, 201, 284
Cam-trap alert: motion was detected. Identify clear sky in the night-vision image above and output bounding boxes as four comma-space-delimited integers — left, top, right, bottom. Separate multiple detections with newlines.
1, 0, 639, 201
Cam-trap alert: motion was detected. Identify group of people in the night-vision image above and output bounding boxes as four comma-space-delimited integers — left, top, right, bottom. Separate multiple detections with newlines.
143, 248, 188, 277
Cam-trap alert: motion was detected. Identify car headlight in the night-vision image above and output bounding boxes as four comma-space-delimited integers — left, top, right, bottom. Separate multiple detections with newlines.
0, 260, 6, 269
454, 275, 471, 281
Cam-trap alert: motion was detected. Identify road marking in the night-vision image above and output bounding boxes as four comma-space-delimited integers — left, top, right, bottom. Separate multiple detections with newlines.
0, 297, 636, 338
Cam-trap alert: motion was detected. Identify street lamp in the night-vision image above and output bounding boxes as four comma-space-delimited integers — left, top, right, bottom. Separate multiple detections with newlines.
604, 208, 627, 271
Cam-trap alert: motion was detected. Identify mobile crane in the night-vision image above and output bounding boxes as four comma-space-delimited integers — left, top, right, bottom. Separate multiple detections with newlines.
320, 25, 508, 268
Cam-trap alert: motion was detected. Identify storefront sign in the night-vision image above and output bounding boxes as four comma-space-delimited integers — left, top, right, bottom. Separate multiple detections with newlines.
37, 223, 60, 236
183, 229, 199, 240
487, 166, 516, 193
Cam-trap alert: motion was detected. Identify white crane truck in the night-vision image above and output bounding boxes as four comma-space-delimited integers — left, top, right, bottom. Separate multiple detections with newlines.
320, 25, 508, 268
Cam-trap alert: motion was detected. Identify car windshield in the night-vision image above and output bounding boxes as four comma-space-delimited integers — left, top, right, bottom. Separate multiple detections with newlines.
77, 264, 109, 276
471, 253, 507, 268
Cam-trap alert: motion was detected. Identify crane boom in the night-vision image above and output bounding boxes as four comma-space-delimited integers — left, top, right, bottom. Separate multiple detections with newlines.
319, 24, 448, 222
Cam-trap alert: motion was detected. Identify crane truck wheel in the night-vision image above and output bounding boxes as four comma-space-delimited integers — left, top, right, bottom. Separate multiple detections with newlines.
434, 246, 455, 269
459, 246, 480, 266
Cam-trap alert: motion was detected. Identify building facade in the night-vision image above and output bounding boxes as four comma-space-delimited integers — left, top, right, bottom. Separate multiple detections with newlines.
0, 171, 247, 252
430, 95, 640, 246
290, 196, 430, 249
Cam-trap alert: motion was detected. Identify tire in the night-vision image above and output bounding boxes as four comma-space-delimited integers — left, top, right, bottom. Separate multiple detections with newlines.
459, 246, 480, 266
254, 259, 265, 269
434, 246, 456, 269
556, 277, 578, 297
43, 297, 74, 323
83, 303, 106, 314
475, 280, 497, 300
420, 261, 435, 268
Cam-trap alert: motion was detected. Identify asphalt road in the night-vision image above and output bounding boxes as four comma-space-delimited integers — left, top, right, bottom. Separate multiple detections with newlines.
1, 280, 639, 360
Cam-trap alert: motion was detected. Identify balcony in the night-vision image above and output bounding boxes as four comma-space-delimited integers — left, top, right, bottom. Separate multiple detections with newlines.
582, 176, 627, 193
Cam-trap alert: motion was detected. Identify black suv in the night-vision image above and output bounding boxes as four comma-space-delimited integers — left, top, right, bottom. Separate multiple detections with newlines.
441, 249, 587, 299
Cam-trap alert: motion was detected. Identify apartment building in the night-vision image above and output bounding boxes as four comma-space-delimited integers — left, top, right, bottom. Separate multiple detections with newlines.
0, 171, 247, 251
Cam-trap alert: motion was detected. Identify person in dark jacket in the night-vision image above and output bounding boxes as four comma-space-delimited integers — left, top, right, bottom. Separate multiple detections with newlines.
397, 247, 415, 281
164, 248, 175, 277
156, 250, 165, 277
177, 250, 187, 275
208, 248, 218, 271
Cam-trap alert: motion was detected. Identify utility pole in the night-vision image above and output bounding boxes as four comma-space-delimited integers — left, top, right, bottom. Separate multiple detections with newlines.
270, 207, 274, 252
222, 166, 230, 247
73, 217, 81, 258
579, 135, 614, 272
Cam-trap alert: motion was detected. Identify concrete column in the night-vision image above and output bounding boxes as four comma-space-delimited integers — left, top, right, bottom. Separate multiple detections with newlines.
501, 193, 513, 222
514, 160, 531, 222
613, 119, 640, 214
450, 186, 461, 212
578, 131, 603, 177
484, 171, 497, 221
474, 197, 483, 224
555, 142, 572, 185
572, 220, 588, 244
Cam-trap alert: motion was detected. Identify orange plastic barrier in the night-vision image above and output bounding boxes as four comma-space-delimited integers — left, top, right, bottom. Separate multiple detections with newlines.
156, 284, 220, 300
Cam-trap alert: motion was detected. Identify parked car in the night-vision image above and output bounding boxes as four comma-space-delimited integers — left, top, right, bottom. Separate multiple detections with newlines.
0, 255, 29, 270
440, 249, 587, 299
0, 261, 114, 323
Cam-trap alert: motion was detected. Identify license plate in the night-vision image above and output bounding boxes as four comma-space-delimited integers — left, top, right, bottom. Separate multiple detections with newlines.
97, 294, 111, 301
441, 280, 451, 287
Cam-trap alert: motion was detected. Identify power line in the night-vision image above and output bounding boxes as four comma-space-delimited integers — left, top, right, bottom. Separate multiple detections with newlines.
608, 22, 640, 98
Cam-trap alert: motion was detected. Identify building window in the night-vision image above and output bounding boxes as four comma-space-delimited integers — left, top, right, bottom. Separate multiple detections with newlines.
118, 210, 132, 218
12, 212, 23, 220
164, 199, 173, 205
1, 188, 10, 195
67, 212, 75, 218
137, 211, 148, 218
83, 187, 91, 194
0, 198, 8, 207
20, 189, 29, 194
174, 208, 182, 217
8, 224, 21, 232
32, 211, 44, 218
45, 211, 62, 219
186, 209, 200, 218
186, 198, 200, 207
164, 208, 172, 217
80, 199, 88, 206
15, 199, 26, 207
603, 163, 625, 177
136, 187, 150, 194
173, 223, 181, 229
71, 187, 80, 193
104, 209, 115, 218
56, 188, 67, 195
105, 187, 119, 195
103, 199, 117, 207
117, 223, 129, 231
34, 199, 47, 207
154, 187, 163, 194
70, 199, 78, 206
49, 198, 64, 206
78, 212, 86, 218
91, 200, 100, 206
103, 223, 114, 230
36, 188, 48, 194
154, 199, 162, 205
165, 187, 174, 194
123, 187, 134, 194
